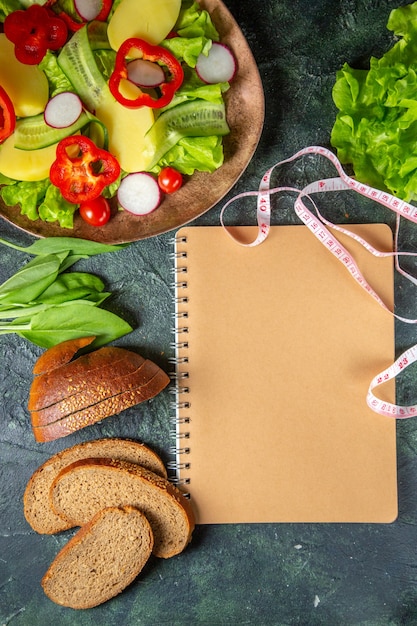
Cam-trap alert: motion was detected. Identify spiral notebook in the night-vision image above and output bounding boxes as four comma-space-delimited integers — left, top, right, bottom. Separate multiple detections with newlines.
172, 225, 397, 524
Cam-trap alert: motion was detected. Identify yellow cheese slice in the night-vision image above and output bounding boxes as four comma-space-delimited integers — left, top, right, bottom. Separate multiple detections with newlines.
107, 0, 181, 49
0, 135, 58, 181
96, 98, 154, 173
0, 34, 49, 118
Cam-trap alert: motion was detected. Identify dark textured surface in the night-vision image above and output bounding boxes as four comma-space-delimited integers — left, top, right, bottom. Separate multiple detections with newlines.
2, 1, 417, 624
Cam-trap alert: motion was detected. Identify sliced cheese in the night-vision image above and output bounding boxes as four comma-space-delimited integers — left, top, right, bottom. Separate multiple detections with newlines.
0, 135, 58, 181
107, 0, 181, 49
96, 98, 154, 173
0, 34, 49, 118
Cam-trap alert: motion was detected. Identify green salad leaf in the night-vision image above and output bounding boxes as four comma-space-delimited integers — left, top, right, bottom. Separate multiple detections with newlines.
175, 0, 219, 42
331, 1, 417, 201
0, 179, 76, 228
3, 303, 132, 349
0, 235, 128, 256
0, 236, 131, 348
0, 0, 24, 21
1, 180, 50, 221
153, 135, 225, 175
162, 67, 227, 110
162, 34, 211, 68
38, 184, 78, 228
39, 51, 74, 97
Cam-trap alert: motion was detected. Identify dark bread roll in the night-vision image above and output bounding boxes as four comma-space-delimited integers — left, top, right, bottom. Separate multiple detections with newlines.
32, 335, 96, 376
30, 359, 162, 427
28, 338, 170, 441
32, 369, 170, 442
29, 345, 147, 411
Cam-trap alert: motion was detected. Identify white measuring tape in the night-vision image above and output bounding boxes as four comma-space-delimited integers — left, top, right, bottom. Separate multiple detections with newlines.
220, 145, 417, 419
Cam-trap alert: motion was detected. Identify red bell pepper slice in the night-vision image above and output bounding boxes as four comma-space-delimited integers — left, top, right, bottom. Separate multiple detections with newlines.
4, 4, 68, 65
49, 136, 121, 204
109, 38, 184, 109
0, 85, 16, 144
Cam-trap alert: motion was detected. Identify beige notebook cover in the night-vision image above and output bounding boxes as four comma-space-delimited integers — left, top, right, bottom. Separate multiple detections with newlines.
173, 225, 397, 524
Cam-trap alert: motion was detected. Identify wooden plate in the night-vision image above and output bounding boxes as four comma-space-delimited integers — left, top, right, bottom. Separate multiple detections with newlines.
0, 0, 264, 243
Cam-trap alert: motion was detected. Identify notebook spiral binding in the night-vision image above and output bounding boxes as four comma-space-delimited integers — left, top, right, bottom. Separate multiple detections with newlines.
169, 236, 191, 495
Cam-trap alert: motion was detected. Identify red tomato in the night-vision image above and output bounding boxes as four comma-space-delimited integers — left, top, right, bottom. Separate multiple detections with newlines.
158, 166, 183, 194
79, 196, 111, 227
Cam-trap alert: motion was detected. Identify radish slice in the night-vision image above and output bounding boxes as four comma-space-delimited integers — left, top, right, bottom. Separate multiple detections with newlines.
44, 92, 83, 129
196, 42, 237, 84
74, 0, 104, 21
117, 172, 162, 215
127, 59, 166, 88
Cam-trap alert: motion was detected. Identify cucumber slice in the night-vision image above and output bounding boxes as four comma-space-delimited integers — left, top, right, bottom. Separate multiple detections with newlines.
143, 100, 230, 170
13, 111, 91, 150
57, 23, 113, 113
85, 112, 109, 151
13, 109, 109, 151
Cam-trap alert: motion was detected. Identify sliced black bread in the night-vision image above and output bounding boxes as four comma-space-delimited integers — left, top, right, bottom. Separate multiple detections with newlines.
42, 505, 153, 609
24, 438, 167, 534
50, 457, 195, 558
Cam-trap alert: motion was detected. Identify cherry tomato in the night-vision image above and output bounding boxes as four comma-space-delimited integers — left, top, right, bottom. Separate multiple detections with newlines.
158, 166, 183, 194
79, 196, 111, 227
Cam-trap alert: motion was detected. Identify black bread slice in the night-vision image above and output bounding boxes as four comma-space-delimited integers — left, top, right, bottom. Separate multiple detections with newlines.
50, 457, 195, 558
42, 506, 153, 609
24, 438, 167, 534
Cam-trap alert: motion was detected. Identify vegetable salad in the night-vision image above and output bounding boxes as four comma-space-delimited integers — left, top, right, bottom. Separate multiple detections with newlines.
0, 0, 232, 228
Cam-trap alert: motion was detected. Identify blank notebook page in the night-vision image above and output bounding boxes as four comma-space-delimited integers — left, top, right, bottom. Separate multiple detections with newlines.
174, 225, 397, 524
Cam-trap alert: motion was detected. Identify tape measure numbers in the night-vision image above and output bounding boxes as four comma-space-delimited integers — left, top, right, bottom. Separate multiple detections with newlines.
220, 146, 417, 419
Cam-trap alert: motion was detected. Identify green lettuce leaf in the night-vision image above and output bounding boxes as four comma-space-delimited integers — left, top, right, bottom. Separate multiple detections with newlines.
331, 0, 417, 201
386, 1, 417, 40
38, 184, 78, 229
175, 1, 219, 41
39, 51, 73, 97
162, 35, 212, 68
161, 67, 228, 112
1, 180, 49, 221
162, 1, 219, 67
152, 135, 224, 175
161, 0, 219, 68
0, 0, 24, 22
0, 178, 78, 228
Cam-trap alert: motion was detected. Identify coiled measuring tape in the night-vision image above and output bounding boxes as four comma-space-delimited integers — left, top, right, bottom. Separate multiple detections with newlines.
220, 145, 417, 419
